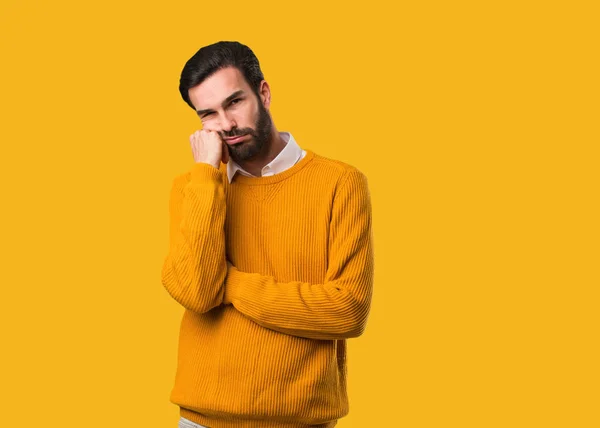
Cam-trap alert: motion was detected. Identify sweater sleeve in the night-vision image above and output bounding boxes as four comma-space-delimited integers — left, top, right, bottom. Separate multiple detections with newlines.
160, 162, 227, 313
223, 169, 375, 340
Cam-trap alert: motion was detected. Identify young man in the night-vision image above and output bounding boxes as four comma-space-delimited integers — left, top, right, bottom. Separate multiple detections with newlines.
161, 41, 375, 428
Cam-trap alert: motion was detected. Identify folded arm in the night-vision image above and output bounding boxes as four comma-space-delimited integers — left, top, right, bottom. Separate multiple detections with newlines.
223, 169, 375, 340
161, 163, 227, 313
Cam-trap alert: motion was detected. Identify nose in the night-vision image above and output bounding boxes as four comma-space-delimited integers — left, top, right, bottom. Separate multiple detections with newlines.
219, 112, 236, 133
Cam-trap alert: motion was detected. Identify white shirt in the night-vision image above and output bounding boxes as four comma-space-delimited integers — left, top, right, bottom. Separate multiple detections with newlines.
226, 131, 306, 183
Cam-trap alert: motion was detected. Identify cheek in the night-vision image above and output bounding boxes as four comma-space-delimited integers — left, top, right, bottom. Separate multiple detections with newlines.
200, 119, 215, 131
236, 107, 257, 127
248, 105, 261, 124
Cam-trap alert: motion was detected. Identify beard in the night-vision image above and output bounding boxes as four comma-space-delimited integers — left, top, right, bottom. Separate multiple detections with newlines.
221, 99, 273, 163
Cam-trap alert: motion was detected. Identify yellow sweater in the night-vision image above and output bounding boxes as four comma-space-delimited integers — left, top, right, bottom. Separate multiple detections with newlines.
161, 149, 374, 428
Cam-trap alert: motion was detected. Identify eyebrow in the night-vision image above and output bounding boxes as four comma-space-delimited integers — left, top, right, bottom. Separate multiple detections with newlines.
196, 90, 245, 116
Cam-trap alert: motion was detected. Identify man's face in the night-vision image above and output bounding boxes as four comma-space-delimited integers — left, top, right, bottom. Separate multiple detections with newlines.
188, 66, 272, 163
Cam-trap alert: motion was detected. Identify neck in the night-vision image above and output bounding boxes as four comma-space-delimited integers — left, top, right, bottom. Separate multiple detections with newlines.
237, 125, 285, 177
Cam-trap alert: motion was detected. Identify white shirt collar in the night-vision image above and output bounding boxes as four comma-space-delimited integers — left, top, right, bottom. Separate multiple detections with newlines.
226, 132, 303, 183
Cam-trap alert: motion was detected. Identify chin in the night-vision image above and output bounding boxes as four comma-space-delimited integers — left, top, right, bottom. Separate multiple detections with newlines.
232, 137, 265, 162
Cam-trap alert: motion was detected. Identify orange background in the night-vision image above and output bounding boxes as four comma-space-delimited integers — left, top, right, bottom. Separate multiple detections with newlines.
1, 1, 598, 427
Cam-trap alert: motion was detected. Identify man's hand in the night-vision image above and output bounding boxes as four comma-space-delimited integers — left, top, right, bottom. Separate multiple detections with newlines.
189, 129, 230, 168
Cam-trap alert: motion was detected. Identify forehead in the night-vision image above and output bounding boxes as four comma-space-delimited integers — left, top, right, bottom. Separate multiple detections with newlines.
188, 66, 250, 110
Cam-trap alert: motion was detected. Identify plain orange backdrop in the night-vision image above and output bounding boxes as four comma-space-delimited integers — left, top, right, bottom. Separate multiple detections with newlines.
0, 1, 598, 427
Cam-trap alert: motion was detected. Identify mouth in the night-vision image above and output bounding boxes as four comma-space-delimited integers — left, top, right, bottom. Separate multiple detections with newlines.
224, 134, 250, 145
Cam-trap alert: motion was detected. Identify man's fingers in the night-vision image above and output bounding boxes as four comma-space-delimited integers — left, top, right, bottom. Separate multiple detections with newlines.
189, 128, 224, 168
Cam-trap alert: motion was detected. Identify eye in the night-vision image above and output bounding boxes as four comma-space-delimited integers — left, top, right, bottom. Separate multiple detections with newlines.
230, 98, 241, 105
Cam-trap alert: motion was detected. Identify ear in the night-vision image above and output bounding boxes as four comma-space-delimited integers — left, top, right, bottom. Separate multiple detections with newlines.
258, 80, 271, 109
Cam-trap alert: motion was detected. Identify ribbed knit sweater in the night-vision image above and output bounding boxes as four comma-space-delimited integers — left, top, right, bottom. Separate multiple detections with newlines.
161, 149, 374, 428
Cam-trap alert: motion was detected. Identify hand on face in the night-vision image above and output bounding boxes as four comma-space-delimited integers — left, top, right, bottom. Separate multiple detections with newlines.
189, 129, 229, 168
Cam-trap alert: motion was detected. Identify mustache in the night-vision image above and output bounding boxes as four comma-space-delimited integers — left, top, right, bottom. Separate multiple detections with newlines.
221, 128, 255, 139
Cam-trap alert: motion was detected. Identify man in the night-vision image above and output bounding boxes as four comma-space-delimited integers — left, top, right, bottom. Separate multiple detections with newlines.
161, 41, 374, 428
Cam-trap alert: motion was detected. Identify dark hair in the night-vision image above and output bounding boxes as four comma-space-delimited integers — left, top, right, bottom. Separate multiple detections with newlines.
179, 41, 265, 110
